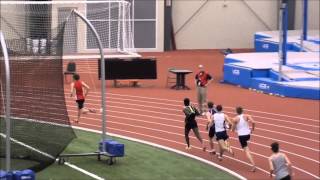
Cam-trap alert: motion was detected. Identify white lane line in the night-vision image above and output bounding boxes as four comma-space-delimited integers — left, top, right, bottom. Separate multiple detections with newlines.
8, 100, 320, 151
101, 92, 319, 122
17, 94, 317, 151
102, 110, 320, 152
0, 133, 55, 159
64, 162, 105, 180
68, 113, 320, 163
104, 102, 320, 132
17, 90, 316, 127
253, 127, 319, 143
0, 133, 104, 180
76, 93, 320, 129
81, 102, 320, 137
16, 92, 319, 132
104, 98, 320, 129
107, 96, 320, 128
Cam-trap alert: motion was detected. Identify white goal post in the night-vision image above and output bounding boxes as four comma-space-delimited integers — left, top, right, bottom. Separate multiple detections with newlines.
0, 0, 140, 59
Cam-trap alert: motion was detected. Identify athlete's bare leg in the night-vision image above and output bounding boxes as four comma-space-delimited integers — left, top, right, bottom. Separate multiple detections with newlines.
244, 146, 256, 172
192, 128, 206, 151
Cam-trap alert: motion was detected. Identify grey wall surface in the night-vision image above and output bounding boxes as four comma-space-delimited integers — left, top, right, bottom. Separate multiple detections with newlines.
172, 0, 319, 49
172, 0, 279, 49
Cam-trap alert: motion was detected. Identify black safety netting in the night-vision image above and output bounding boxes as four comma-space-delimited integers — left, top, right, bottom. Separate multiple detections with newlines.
0, 3, 76, 172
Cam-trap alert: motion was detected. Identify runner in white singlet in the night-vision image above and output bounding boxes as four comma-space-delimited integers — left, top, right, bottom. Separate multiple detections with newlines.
213, 105, 234, 160
233, 106, 256, 172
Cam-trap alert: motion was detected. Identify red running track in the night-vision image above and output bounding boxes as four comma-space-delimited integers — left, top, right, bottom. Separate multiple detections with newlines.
64, 50, 320, 180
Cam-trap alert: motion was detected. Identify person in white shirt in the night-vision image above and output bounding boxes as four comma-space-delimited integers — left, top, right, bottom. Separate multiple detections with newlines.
232, 106, 256, 172
213, 105, 234, 160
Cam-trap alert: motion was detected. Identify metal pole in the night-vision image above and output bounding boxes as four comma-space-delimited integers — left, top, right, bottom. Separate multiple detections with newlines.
71, 10, 107, 141
300, 0, 308, 51
302, 0, 308, 40
0, 31, 11, 172
282, 2, 288, 66
278, 4, 283, 81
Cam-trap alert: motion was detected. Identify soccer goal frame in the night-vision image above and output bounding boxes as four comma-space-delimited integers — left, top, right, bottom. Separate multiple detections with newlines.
1, 0, 140, 59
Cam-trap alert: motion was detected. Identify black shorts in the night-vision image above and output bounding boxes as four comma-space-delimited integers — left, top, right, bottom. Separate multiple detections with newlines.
215, 131, 229, 141
208, 125, 215, 138
76, 99, 85, 109
238, 134, 250, 148
280, 175, 291, 180
185, 122, 198, 132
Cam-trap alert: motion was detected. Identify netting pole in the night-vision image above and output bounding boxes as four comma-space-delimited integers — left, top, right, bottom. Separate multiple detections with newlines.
0, 31, 11, 172
278, 2, 288, 81
278, 4, 283, 81
71, 10, 107, 141
302, 0, 308, 41
281, 2, 288, 66
300, 0, 308, 51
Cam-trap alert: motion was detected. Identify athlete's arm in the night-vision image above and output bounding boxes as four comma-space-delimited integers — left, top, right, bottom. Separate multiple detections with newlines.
82, 81, 90, 98
268, 157, 274, 177
206, 112, 213, 130
225, 114, 233, 129
193, 106, 201, 116
283, 153, 293, 176
232, 116, 239, 131
70, 82, 75, 97
247, 115, 255, 131
206, 112, 212, 122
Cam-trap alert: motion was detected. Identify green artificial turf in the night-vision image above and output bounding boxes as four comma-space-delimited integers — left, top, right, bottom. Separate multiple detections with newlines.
35, 129, 238, 180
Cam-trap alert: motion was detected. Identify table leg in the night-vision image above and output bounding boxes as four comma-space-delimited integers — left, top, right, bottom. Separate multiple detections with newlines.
177, 74, 183, 89
180, 74, 190, 90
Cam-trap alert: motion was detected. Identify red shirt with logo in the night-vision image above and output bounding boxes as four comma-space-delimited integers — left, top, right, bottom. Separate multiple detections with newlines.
74, 80, 85, 100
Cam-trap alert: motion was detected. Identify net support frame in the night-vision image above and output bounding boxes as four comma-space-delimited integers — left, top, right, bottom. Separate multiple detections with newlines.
71, 10, 107, 141
278, 2, 288, 81
0, 31, 11, 171
300, 0, 308, 51
302, 0, 308, 41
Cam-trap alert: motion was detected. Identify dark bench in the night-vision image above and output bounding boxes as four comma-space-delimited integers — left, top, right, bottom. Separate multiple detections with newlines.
57, 151, 122, 165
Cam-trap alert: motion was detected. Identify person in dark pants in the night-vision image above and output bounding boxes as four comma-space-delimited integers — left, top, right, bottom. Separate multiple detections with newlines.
269, 142, 293, 180
182, 98, 206, 151
195, 64, 212, 115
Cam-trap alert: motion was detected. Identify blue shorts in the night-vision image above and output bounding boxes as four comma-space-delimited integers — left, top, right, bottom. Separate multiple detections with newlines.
215, 131, 229, 141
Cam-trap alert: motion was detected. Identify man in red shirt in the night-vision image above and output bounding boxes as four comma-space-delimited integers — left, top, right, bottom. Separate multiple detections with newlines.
195, 64, 212, 115
70, 73, 95, 123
